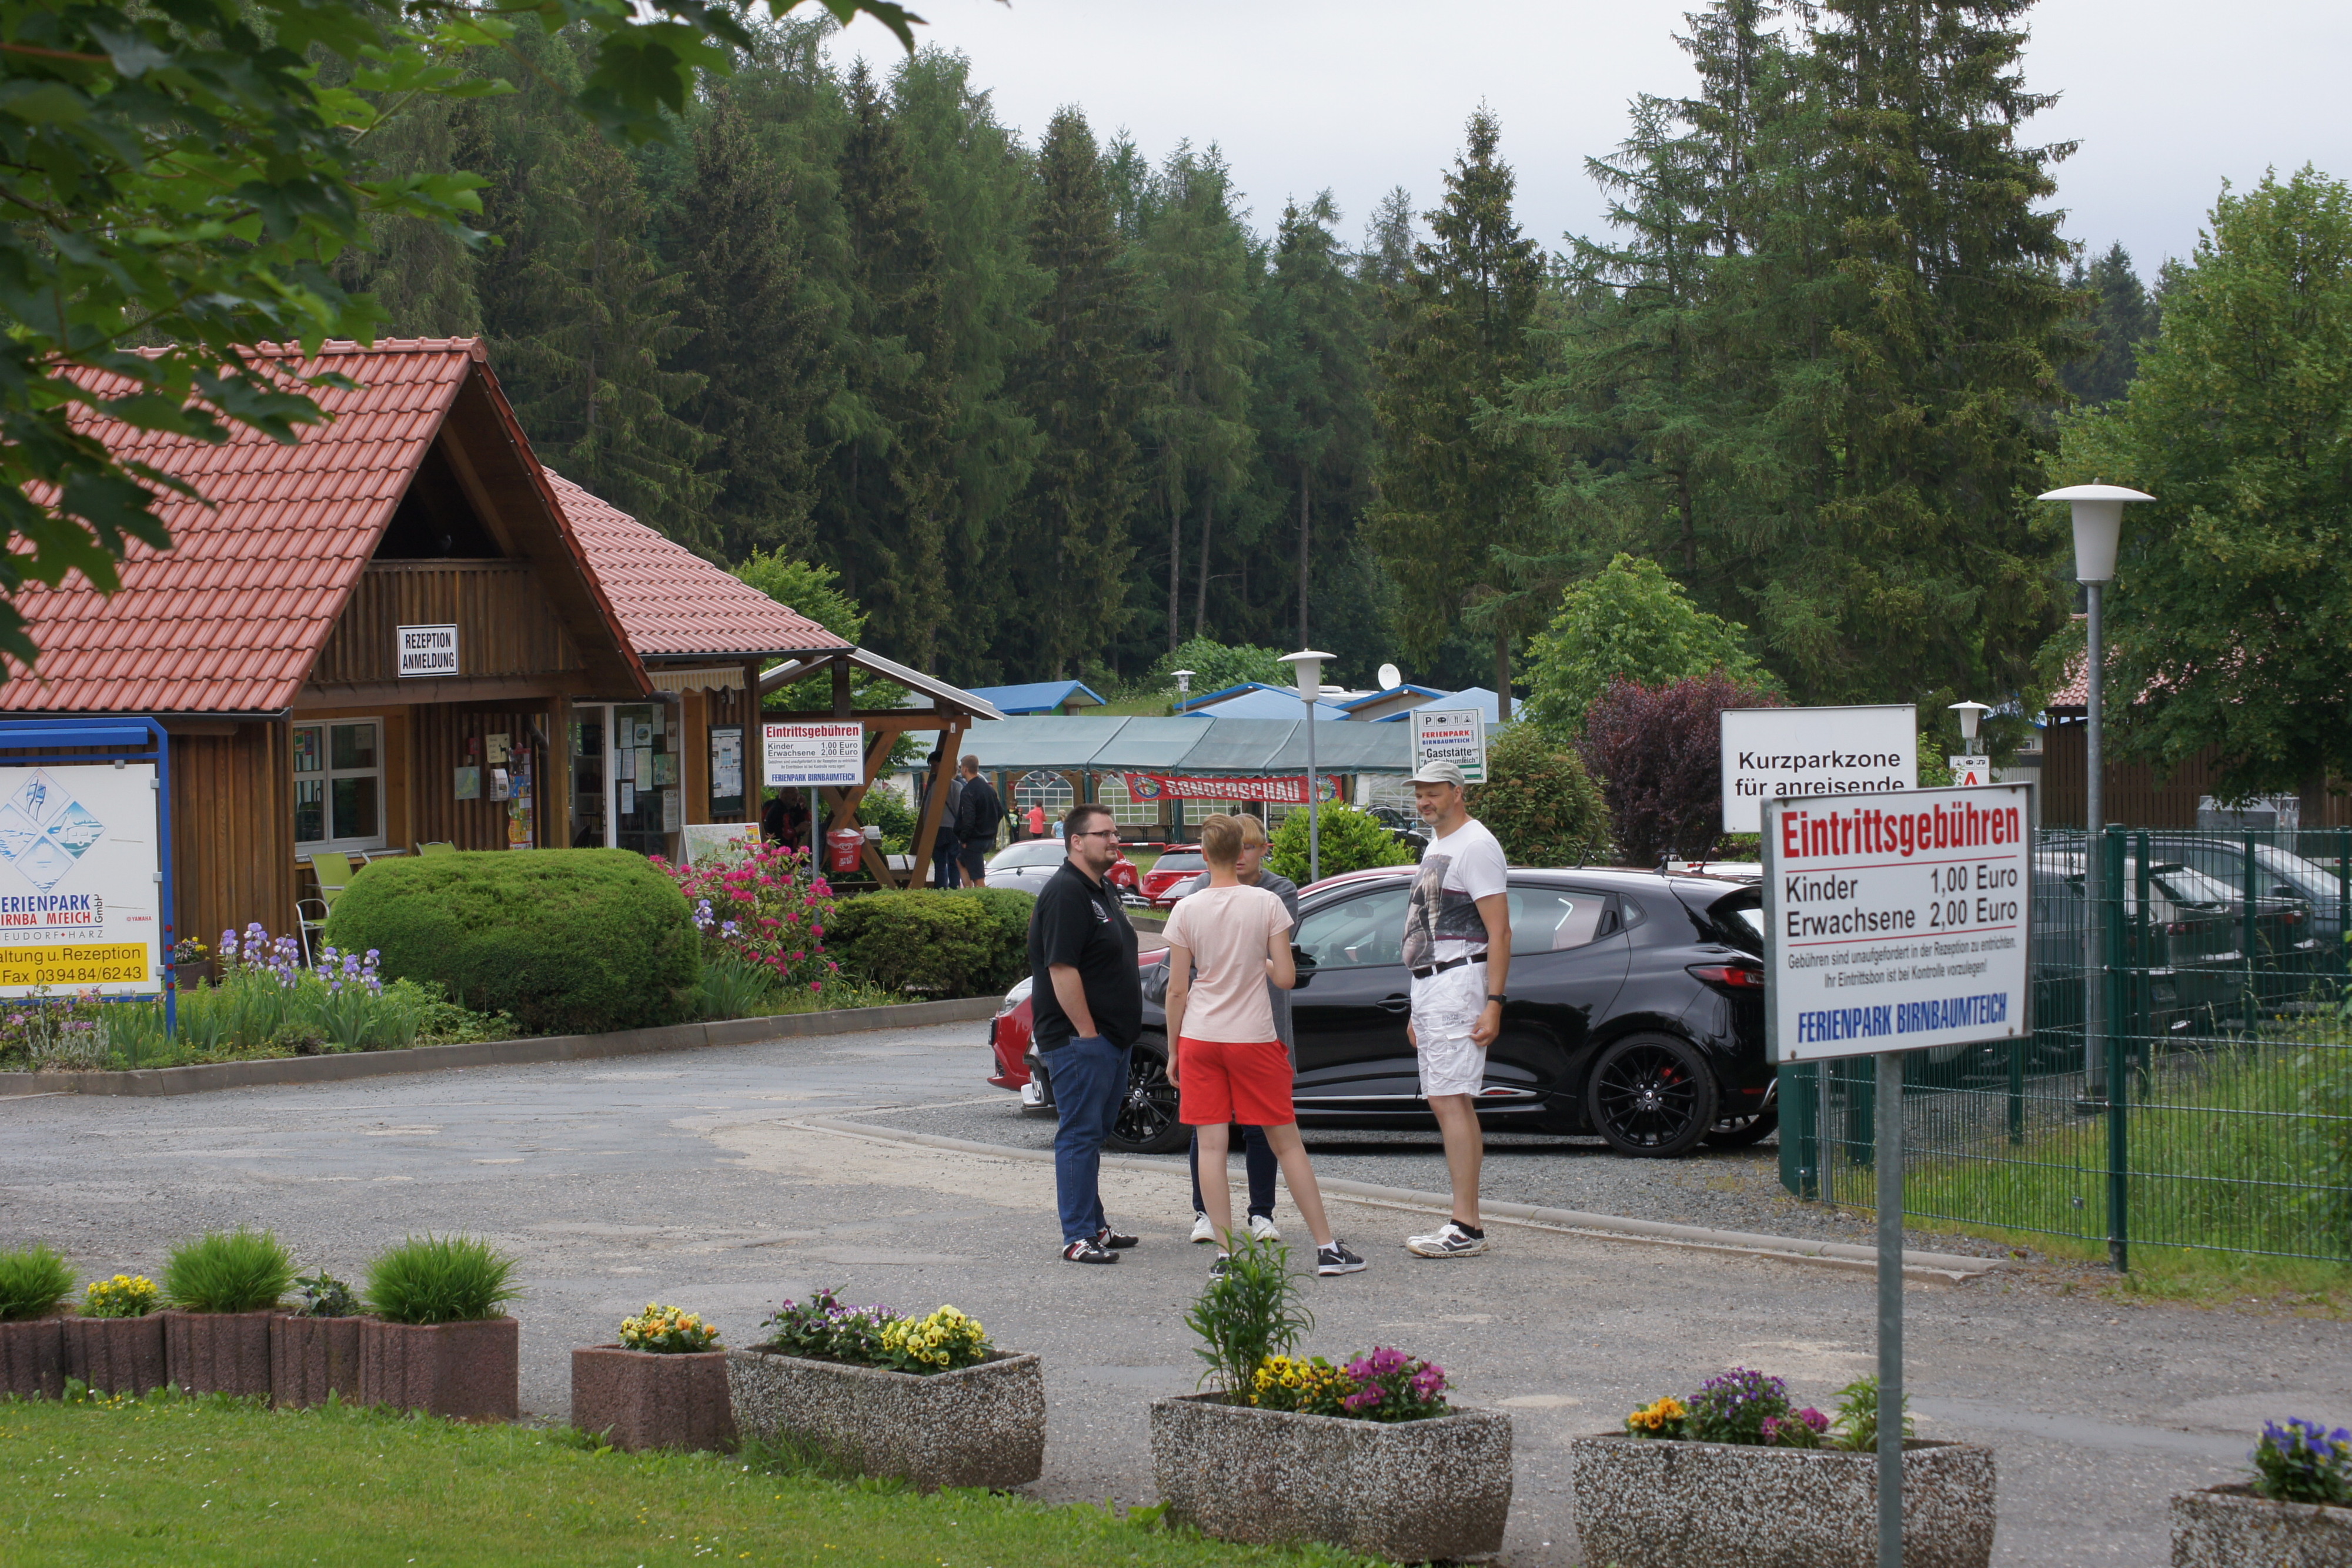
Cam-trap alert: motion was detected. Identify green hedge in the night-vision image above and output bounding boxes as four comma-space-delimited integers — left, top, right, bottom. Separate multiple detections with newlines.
829, 887, 1035, 999
323, 850, 698, 1036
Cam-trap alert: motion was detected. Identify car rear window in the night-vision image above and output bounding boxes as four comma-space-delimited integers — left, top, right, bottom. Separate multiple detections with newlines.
1156, 851, 1204, 872
1698, 887, 1764, 954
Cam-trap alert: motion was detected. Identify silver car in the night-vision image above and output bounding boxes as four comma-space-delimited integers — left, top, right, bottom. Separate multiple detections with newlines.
981, 839, 1148, 904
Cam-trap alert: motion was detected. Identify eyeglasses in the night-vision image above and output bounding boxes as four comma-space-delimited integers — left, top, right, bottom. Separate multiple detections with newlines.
1071, 828, 1121, 841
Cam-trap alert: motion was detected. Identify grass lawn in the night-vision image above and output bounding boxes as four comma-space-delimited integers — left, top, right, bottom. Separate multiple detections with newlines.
1, 1391, 1372, 1567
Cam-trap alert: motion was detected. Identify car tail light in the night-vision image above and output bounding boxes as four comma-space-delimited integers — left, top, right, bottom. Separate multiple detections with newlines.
2166, 921, 2191, 936
1687, 964, 1765, 993
2281, 910, 2304, 925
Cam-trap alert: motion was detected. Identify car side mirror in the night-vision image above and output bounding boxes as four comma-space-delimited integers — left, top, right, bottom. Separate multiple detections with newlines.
1290, 945, 1317, 988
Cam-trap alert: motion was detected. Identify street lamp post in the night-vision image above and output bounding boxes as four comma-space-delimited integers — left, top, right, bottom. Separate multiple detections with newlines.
1171, 668, 1194, 710
1947, 700, 1992, 757
1279, 650, 1333, 884
2037, 483, 2153, 1099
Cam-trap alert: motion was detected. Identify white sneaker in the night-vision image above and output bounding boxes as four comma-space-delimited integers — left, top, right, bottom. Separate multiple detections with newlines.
1406, 1221, 1489, 1259
1190, 1212, 1215, 1244
1247, 1213, 1281, 1242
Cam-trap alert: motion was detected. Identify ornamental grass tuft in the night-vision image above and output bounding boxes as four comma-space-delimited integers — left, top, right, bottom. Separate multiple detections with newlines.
363, 1235, 519, 1325
0, 1243, 75, 1320
163, 1229, 296, 1313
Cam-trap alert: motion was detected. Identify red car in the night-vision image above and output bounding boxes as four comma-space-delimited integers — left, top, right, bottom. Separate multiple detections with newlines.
1138, 848, 1206, 907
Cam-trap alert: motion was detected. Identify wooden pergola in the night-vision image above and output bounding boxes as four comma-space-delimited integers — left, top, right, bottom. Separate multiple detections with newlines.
756, 647, 1006, 887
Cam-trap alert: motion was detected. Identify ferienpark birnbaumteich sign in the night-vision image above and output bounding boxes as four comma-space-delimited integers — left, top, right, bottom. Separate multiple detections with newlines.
1760, 782, 2032, 1064
0, 764, 162, 994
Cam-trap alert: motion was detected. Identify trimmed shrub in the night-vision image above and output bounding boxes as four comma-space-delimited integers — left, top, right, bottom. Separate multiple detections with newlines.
164, 1229, 296, 1313
1578, 671, 1784, 864
365, 1234, 520, 1325
0, 1243, 74, 1320
828, 891, 1005, 998
325, 849, 697, 1036
946, 887, 1037, 995
1268, 800, 1416, 886
1470, 725, 1612, 867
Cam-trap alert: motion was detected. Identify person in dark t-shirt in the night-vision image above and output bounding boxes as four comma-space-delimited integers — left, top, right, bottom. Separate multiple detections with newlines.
1030, 802, 1142, 1264
953, 757, 1003, 886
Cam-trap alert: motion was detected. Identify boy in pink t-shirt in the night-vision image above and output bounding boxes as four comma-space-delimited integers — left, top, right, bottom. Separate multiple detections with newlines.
1164, 815, 1367, 1279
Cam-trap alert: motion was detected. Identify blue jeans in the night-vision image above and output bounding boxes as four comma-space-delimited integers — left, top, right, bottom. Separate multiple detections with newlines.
1044, 1035, 1130, 1244
1190, 1124, 1278, 1221
932, 841, 961, 888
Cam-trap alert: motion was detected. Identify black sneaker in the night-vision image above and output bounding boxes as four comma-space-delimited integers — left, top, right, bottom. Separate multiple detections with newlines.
1316, 1239, 1368, 1276
1062, 1236, 1118, 1265
1209, 1252, 1231, 1279
1095, 1226, 1140, 1250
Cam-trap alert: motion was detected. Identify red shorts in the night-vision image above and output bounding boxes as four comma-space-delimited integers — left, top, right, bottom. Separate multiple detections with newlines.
1177, 1037, 1294, 1126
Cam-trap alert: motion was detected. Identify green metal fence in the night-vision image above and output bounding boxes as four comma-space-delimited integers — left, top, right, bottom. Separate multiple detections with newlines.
1778, 827, 2352, 1267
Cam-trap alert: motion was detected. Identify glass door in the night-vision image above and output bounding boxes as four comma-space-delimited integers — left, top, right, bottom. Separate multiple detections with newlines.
612, 701, 670, 857
570, 708, 608, 848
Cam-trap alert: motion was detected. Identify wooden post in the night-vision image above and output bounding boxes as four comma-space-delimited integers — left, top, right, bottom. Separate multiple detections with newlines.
681, 686, 709, 827
544, 693, 571, 849
910, 716, 966, 891
831, 657, 852, 718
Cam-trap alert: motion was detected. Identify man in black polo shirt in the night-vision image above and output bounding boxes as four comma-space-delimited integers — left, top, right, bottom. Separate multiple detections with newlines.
1031, 802, 1143, 1263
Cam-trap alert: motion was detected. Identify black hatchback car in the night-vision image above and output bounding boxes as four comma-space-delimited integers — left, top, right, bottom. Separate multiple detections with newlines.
1028, 865, 1770, 1159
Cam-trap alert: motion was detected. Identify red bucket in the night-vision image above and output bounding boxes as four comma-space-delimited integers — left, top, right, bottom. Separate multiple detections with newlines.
826, 827, 864, 875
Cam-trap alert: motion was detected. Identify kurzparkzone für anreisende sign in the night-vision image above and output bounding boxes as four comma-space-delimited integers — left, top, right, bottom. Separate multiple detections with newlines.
1761, 783, 2032, 1064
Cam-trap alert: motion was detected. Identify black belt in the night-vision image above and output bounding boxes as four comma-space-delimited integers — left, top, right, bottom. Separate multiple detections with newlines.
1409, 953, 1485, 979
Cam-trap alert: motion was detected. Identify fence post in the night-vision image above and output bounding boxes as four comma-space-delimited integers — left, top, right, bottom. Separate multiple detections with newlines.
1779, 1063, 1819, 1200
2340, 828, 2350, 984
2104, 825, 2130, 1272
2006, 1036, 2024, 1144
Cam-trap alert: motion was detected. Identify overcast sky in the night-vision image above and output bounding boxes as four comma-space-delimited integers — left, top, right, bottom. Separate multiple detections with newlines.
830, 0, 2352, 278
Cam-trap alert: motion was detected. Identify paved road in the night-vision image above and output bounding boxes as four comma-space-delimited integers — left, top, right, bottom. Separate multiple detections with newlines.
4, 1020, 2346, 1566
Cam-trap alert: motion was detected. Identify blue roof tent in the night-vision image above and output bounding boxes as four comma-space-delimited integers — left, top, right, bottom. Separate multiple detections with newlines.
1176, 680, 1292, 713
964, 679, 1106, 716
1336, 683, 1449, 722
1371, 686, 1505, 725
1190, 686, 1350, 721
957, 715, 1415, 774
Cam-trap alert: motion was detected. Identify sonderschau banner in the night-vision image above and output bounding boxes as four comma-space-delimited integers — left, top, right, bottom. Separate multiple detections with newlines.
1120, 773, 1339, 804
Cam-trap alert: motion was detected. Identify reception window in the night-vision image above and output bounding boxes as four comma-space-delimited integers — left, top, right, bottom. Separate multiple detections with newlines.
294, 719, 385, 853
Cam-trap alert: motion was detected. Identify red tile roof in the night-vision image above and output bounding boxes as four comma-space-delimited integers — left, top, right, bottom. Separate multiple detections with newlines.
0, 340, 484, 713
547, 472, 847, 660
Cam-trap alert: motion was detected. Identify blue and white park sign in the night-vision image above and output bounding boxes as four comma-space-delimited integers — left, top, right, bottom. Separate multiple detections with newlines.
0, 764, 163, 995
1760, 782, 2033, 1063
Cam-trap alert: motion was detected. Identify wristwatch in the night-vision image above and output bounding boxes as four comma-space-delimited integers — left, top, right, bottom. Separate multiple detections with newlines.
1485, 994, 1506, 1005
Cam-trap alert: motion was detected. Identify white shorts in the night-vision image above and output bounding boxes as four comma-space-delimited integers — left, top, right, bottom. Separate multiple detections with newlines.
1411, 959, 1488, 1099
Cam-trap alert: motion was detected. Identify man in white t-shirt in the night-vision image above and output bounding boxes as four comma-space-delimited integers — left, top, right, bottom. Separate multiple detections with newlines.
1399, 759, 1512, 1259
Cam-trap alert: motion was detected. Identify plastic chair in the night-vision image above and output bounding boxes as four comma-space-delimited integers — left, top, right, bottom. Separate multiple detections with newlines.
296, 851, 363, 965
415, 841, 457, 857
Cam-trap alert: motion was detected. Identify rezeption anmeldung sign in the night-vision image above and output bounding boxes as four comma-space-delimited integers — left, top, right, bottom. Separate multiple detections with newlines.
1761, 782, 2032, 1063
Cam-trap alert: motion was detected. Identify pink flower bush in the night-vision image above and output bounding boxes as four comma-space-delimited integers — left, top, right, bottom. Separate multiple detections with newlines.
654, 842, 841, 995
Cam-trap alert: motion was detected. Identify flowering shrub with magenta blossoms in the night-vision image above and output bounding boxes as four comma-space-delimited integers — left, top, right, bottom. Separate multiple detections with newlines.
656, 842, 840, 995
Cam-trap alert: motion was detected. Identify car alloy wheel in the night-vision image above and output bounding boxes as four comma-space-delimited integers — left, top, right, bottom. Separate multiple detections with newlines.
1588, 1033, 1719, 1158
1105, 1037, 1186, 1155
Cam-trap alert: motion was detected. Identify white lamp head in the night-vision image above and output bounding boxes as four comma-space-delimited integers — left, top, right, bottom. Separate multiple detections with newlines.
2037, 483, 2153, 584
1947, 700, 1993, 745
1278, 650, 1334, 703
1171, 667, 1194, 697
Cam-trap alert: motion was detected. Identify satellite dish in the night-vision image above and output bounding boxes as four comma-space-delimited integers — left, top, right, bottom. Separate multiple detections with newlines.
1377, 662, 1402, 691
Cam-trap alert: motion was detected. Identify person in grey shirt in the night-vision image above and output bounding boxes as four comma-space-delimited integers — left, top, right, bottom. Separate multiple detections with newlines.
1175, 813, 1298, 1243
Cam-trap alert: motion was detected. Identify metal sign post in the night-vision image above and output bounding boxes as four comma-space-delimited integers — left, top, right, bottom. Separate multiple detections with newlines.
1763, 781, 2033, 1568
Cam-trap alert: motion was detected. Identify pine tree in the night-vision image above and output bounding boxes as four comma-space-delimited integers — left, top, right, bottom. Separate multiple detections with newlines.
669, 92, 836, 561
1254, 193, 1372, 647
813, 59, 955, 670
495, 123, 717, 549
1134, 145, 1259, 651
1368, 108, 1548, 717
2060, 241, 2155, 406
1014, 108, 1154, 679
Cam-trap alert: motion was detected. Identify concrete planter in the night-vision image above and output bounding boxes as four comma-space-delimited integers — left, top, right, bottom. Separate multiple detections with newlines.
62, 1314, 166, 1396
725, 1348, 1043, 1490
271, 1315, 366, 1409
2171, 1485, 2352, 1567
1570, 1433, 1996, 1568
0, 1316, 66, 1400
359, 1317, 519, 1422
1150, 1393, 1514, 1563
163, 1309, 277, 1399
572, 1346, 737, 1453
